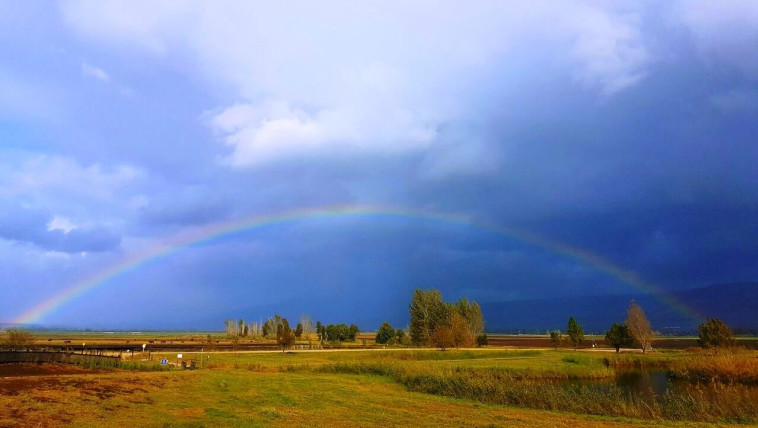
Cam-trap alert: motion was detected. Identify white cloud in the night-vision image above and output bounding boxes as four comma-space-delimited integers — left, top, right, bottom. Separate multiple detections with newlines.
564, 4, 649, 95
210, 98, 437, 167
81, 61, 110, 82
47, 216, 77, 233
61, 1, 655, 167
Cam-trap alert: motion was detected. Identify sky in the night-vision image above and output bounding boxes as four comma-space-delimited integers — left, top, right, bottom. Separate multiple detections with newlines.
1, 1, 757, 329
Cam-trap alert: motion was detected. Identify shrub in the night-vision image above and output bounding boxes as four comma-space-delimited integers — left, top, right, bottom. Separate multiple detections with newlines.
2, 329, 34, 350
698, 318, 735, 349
376, 322, 395, 344
476, 334, 488, 347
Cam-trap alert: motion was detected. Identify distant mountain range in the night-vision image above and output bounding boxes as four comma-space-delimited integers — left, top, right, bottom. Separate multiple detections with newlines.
481, 282, 758, 334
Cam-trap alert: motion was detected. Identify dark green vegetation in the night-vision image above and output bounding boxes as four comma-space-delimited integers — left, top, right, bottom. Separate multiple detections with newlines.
605, 323, 634, 353
698, 317, 736, 348
375, 322, 396, 344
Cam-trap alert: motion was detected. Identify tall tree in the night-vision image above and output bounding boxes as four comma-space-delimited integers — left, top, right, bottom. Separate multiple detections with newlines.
453, 298, 485, 336
276, 318, 295, 352
605, 323, 634, 353
409, 289, 448, 346
626, 301, 654, 354
697, 318, 735, 348
467, 301, 485, 336
262, 318, 275, 337
567, 317, 584, 350
295, 323, 303, 338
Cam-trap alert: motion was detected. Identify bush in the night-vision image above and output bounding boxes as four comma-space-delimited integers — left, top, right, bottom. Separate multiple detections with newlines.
431, 326, 455, 350
476, 334, 488, 347
376, 322, 395, 344
2, 329, 34, 350
698, 318, 735, 349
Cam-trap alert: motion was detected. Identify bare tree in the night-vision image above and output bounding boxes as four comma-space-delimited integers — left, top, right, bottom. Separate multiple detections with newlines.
626, 301, 655, 354
299, 314, 314, 339
248, 321, 261, 338
224, 319, 239, 337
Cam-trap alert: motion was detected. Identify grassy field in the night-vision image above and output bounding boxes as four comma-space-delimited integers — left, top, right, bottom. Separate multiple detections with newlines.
2, 346, 757, 427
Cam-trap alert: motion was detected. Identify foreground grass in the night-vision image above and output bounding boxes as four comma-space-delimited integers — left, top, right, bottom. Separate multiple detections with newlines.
2, 348, 757, 426
0, 367, 714, 428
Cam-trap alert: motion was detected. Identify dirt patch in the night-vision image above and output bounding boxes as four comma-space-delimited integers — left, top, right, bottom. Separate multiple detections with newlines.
0, 375, 95, 396
0, 363, 103, 377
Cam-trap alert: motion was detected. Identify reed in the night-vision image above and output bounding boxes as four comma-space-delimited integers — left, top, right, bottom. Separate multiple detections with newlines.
314, 358, 757, 423
667, 350, 758, 384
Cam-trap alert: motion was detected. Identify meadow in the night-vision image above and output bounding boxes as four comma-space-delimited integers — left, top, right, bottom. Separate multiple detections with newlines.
2, 342, 757, 427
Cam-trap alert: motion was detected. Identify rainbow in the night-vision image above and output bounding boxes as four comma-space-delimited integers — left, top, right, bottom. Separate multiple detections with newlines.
13, 204, 703, 325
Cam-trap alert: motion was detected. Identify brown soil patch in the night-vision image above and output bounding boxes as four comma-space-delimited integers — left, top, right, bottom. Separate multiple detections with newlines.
0, 363, 103, 377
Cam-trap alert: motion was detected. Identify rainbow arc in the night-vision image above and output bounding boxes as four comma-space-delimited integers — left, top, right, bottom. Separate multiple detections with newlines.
13, 204, 703, 325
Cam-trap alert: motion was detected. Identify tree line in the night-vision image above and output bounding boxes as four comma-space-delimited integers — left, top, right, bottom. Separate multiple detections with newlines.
547, 301, 738, 352
222, 314, 360, 351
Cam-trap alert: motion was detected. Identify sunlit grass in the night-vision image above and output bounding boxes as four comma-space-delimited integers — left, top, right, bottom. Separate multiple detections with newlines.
2, 348, 757, 426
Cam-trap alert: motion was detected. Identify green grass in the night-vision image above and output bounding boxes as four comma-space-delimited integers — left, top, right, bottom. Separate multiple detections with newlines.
2, 348, 757, 426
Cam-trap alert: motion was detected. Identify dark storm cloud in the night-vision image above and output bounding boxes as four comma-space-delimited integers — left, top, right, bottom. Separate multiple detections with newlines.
138, 187, 233, 226
1, 1, 758, 327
